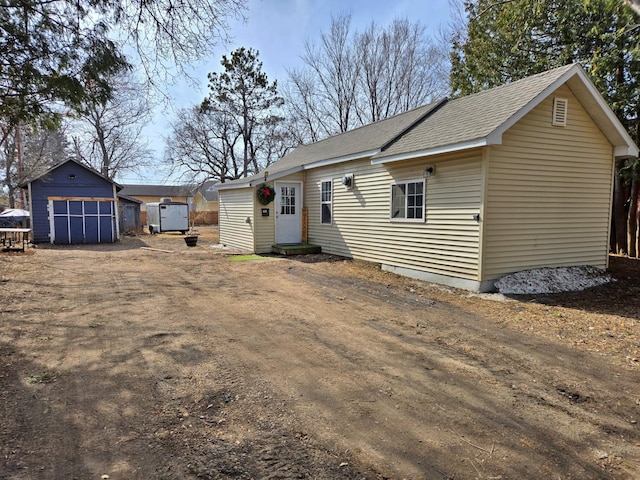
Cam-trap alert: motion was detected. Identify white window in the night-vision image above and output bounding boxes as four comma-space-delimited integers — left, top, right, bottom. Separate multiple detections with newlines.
390, 179, 425, 222
321, 180, 332, 224
280, 186, 296, 215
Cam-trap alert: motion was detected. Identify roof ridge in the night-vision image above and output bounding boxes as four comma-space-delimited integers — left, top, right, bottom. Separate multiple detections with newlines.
295, 101, 443, 150
453, 63, 578, 103
380, 98, 449, 152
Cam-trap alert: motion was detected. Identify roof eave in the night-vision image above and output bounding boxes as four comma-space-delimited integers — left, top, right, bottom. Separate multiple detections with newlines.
565, 70, 639, 157
217, 149, 381, 190
304, 149, 380, 169
215, 181, 252, 191
374, 64, 639, 165
615, 145, 638, 159
490, 64, 638, 157
216, 166, 306, 191
371, 139, 488, 164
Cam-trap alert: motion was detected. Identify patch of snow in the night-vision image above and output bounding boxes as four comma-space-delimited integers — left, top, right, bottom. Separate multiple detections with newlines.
494, 266, 613, 295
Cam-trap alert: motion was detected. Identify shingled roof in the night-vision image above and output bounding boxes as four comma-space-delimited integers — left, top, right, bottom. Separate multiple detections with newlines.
218, 101, 443, 188
218, 63, 637, 190
119, 184, 195, 197
374, 64, 577, 162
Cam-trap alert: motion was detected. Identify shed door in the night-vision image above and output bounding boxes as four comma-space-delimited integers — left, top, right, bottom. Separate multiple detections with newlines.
275, 182, 302, 244
49, 199, 116, 244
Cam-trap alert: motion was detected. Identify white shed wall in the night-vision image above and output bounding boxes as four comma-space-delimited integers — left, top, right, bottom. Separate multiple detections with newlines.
218, 188, 255, 252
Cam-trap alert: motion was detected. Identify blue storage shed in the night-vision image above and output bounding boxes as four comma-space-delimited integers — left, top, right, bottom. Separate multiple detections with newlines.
22, 159, 121, 244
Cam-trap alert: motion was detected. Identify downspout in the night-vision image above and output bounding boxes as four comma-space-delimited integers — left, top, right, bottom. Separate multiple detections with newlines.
606, 150, 617, 268
113, 184, 120, 241
27, 182, 33, 240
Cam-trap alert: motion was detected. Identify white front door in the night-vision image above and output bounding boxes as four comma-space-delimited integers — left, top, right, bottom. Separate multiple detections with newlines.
275, 182, 302, 244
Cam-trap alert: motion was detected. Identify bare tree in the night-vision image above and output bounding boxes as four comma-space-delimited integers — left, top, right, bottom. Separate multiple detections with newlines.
0, 0, 247, 152
285, 14, 449, 143
166, 106, 242, 183
1, 124, 67, 207
108, 0, 247, 86
282, 69, 329, 143
286, 13, 360, 140
166, 102, 292, 184
70, 72, 155, 180
355, 19, 449, 123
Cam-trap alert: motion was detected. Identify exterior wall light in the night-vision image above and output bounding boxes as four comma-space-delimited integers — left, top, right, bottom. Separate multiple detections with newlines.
423, 165, 435, 178
341, 173, 354, 189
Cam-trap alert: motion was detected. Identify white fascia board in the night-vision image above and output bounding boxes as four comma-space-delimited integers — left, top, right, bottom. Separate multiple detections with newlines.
615, 145, 639, 159
487, 66, 583, 144
255, 150, 379, 181
207, 150, 384, 190
303, 149, 381, 170
253, 166, 305, 184
567, 70, 638, 156
489, 65, 638, 156
215, 182, 252, 191
371, 139, 488, 164
216, 166, 306, 190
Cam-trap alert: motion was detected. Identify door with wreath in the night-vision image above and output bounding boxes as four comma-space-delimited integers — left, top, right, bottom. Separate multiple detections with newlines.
274, 182, 301, 244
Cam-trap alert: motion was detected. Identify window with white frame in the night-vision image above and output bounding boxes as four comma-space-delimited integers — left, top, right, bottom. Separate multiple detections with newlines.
390, 179, 425, 221
321, 180, 332, 224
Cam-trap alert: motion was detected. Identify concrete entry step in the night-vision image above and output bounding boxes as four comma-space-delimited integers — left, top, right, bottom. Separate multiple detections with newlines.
271, 243, 322, 255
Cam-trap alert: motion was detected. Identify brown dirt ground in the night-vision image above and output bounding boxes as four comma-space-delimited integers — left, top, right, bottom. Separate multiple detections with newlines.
1, 226, 639, 479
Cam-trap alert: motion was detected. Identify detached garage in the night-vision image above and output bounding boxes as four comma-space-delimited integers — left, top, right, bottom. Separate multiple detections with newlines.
22, 159, 120, 244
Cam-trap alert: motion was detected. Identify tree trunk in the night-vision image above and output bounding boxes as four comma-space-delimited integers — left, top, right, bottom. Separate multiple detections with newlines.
611, 158, 629, 255
636, 194, 640, 258
627, 178, 639, 257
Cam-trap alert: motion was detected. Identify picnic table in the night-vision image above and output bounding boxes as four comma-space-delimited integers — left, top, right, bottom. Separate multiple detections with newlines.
0, 228, 31, 252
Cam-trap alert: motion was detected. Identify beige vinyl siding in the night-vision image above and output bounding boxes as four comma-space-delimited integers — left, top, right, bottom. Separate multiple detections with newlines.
254, 179, 283, 253
219, 188, 255, 252
306, 152, 483, 280
254, 195, 275, 253
482, 84, 613, 279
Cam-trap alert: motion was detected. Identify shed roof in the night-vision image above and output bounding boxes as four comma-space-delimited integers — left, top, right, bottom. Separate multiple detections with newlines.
200, 180, 219, 201
117, 194, 143, 204
218, 63, 638, 190
20, 158, 122, 189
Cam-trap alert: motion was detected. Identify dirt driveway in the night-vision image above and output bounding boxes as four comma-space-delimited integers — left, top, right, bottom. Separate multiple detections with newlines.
1, 227, 639, 479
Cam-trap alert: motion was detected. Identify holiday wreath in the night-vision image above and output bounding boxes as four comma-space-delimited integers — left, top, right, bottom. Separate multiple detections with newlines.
256, 183, 276, 205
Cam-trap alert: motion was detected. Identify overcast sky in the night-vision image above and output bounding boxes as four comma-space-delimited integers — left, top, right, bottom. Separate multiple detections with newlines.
121, 0, 454, 184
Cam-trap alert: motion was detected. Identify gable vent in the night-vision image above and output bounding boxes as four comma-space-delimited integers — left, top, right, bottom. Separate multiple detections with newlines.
552, 97, 568, 126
